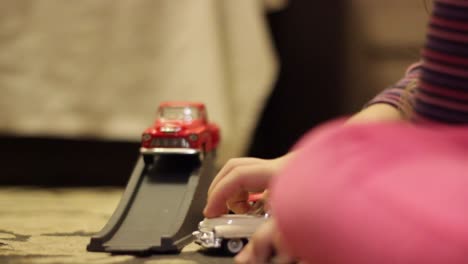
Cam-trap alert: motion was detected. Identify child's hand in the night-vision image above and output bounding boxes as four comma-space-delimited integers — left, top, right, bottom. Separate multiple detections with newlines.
204, 154, 293, 218
234, 219, 295, 264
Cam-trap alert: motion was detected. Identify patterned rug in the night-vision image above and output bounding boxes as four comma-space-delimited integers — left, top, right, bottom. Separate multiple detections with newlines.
0, 187, 231, 264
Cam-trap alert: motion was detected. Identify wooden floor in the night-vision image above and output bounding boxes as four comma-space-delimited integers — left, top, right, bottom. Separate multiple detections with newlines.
0, 187, 232, 264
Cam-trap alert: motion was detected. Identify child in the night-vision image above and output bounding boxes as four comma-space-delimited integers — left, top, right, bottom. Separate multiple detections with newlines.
204, 0, 468, 263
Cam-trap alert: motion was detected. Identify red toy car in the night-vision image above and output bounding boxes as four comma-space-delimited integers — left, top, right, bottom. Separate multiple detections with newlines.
140, 102, 220, 164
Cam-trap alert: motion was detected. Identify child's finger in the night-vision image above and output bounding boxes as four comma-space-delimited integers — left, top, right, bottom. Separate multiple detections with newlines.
234, 242, 253, 263
272, 222, 296, 264
236, 220, 276, 263
208, 158, 265, 196
203, 164, 272, 218
227, 191, 251, 214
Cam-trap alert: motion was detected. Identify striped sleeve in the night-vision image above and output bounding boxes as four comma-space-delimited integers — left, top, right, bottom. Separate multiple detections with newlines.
365, 62, 422, 119
413, 0, 468, 123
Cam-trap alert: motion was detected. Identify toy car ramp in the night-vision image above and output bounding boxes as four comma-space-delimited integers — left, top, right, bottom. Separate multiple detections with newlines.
87, 153, 215, 253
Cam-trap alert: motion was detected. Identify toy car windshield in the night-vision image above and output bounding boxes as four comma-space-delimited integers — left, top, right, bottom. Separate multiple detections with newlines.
159, 106, 200, 121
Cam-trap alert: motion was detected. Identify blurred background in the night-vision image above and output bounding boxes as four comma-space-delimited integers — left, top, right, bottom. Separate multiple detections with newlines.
0, 0, 428, 186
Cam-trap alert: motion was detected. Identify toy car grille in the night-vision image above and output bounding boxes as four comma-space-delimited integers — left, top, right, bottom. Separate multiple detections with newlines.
150, 138, 190, 148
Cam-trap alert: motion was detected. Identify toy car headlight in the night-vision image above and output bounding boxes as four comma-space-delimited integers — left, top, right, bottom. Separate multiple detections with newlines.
142, 133, 152, 141
188, 134, 198, 141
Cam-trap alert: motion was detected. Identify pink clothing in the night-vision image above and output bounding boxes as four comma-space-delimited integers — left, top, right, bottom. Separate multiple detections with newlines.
270, 120, 468, 263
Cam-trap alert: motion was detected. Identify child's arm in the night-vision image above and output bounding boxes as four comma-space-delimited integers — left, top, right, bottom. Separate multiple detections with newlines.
346, 103, 405, 123
345, 62, 422, 124
350, 62, 422, 123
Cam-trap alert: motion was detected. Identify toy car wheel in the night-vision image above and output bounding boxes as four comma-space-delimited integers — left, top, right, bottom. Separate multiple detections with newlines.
198, 144, 207, 161
223, 238, 245, 255
143, 155, 154, 165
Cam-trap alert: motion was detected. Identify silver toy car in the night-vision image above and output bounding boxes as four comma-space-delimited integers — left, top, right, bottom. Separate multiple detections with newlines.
192, 214, 269, 254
